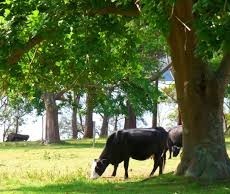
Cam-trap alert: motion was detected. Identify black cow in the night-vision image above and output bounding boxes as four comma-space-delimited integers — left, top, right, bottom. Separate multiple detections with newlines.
167, 125, 182, 159
6, 133, 29, 142
90, 128, 168, 179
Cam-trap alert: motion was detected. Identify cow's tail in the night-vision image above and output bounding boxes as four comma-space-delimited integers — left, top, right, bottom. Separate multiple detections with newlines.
161, 133, 168, 172
161, 149, 167, 172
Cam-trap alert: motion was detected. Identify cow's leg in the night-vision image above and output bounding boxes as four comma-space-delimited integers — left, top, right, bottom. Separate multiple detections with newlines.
124, 158, 130, 179
158, 156, 164, 175
168, 147, 172, 159
150, 154, 160, 176
111, 164, 119, 177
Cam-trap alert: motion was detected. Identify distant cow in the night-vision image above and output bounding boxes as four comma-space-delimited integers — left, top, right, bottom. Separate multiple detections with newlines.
90, 128, 168, 179
6, 133, 29, 142
167, 125, 182, 159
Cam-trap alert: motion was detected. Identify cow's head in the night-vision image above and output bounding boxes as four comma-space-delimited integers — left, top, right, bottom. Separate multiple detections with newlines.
90, 158, 109, 179
172, 146, 181, 157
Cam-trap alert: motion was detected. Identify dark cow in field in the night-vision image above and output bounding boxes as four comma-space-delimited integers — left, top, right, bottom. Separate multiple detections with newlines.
6, 133, 29, 142
167, 125, 182, 159
90, 128, 168, 179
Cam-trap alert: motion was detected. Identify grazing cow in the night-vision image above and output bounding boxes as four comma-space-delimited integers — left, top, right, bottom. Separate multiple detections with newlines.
6, 133, 29, 142
167, 125, 182, 159
90, 128, 168, 179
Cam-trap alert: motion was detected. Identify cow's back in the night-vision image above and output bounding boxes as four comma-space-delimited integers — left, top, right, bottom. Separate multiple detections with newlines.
121, 128, 168, 160
100, 128, 168, 164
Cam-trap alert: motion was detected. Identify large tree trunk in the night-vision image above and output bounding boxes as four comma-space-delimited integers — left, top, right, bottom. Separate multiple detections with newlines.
43, 92, 60, 143
168, 0, 230, 180
100, 114, 109, 137
177, 83, 230, 179
84, 91, 94, 138
124, 101, 136, 129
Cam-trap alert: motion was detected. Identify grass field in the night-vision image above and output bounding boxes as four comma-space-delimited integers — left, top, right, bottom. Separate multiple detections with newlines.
0, 137, 230, 194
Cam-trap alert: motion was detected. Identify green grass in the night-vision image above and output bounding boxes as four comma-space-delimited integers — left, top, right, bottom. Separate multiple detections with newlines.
0, 138, 230, 194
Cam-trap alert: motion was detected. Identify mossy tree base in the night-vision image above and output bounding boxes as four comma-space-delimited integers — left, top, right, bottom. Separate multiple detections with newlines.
176, 144, 230, 180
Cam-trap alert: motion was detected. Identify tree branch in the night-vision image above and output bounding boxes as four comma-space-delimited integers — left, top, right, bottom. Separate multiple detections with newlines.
161, 87, 177, 103
7, 2, 140, 66
149, 62, 172, 82
216, 52, 230, 87
55, 91, 67, 101
7, 35, 44, 65
88, 3, 140, 17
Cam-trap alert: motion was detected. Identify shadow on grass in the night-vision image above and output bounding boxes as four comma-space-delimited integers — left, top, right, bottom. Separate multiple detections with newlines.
1, 173, 230, 194
0, 140, 105, 150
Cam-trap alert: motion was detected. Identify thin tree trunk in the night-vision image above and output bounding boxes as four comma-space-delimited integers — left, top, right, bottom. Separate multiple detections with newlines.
3, 123, 7, 142
84, 91, 94, 138
124, 101, 136, 129
72, 107, 78, 139
15, 116, 19, 134
43, 92, 60, 143
72, 93, 80, 139
79, 112, 84, 133
152, 79, 158, 128
114, 116, 118, 131
100, 114, 109, 137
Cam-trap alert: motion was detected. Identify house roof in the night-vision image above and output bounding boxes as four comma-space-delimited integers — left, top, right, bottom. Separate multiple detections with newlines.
162, 70, 174, 81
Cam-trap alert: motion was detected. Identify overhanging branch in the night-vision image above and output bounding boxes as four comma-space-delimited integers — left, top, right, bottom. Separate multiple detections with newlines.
7, 2, 140, 66
149, 62, 172, 82
7, 35, 44, 65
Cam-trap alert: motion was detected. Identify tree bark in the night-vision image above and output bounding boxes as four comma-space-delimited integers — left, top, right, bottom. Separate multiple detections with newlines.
177, 106, 182, 125
84, 91, 94, 138
15, 116, 19, 134
43, 92, 60, 143
152, 79, 158, 128
100, 114, 109, 137
176, 81, 230, 180
114, 116, 118, 131
79, 112, 84, 133
7, 35, 44, 65
72, 106, 78, 139
124, 101, 136, 129
168, 0, 230, 180
71, 93, 80, 139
